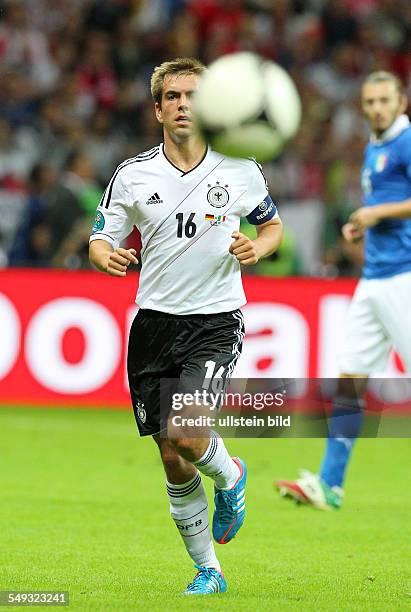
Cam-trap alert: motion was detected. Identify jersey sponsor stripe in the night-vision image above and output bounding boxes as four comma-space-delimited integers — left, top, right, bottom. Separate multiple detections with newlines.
140, 159, 226, 258
102, 150, 160, 209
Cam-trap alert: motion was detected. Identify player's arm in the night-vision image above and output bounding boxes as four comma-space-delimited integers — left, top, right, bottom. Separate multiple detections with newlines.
89, 166, 138, 276
89, 239, 138, 277
349, 198, 411, 230
229, 217, 283, 266
232, 161, 284, 265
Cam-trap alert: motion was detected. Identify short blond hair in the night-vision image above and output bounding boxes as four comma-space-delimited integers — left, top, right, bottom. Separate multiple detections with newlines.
150, 57, 206, 105
363, 71, 404, 95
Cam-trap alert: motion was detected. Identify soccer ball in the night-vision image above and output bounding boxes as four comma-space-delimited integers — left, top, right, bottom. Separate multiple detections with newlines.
193, 52, 301, 162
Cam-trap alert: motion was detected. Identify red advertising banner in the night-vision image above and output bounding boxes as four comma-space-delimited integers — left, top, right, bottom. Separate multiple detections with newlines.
0, 270, 405, 406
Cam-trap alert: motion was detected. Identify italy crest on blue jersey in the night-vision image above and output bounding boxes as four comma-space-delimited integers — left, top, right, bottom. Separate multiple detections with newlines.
361, 115, 411, 279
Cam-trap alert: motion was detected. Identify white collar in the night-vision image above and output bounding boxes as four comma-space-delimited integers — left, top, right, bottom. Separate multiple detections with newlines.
371, 114, 410, 144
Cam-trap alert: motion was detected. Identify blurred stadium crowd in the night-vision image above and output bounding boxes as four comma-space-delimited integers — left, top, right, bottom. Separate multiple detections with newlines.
1, 0, 410, 275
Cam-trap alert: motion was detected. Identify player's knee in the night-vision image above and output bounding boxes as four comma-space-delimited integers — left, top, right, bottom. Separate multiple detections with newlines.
161, 452, 184, 473
157, 440, 184, 471
168, 437, 197, 455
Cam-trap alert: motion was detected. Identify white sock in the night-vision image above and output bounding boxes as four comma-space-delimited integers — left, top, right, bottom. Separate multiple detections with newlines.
166, 472, 221, 571
194, 433, 240, 490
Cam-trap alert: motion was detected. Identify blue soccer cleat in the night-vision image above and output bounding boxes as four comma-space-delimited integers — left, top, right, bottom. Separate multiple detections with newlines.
184, 565, 227, 595
212, 457, 247, 544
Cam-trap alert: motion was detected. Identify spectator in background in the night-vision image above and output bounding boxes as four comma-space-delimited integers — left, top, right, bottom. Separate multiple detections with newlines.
0, 118, 28, 265
305, 43, 363, 104
0, 0, 59, 94
0, 70, 37, 127
9, 163, 57, 266
85, 0, 131, 33
86, 109, 126, 183
76, 31, 118, 116
9, 153, 95, 270
28, 150, 100, 269
0, 117, 38, 182
113, 17, 142, 80
57, 149, 103, 220
24, 0, 84, 37
321, 0, 358, 48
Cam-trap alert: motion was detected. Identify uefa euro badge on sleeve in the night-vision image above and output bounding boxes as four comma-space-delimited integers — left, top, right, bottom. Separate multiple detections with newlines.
92, 211, 105, 233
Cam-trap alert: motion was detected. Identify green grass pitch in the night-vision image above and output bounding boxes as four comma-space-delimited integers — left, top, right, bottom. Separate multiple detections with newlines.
0, 407, 410, 611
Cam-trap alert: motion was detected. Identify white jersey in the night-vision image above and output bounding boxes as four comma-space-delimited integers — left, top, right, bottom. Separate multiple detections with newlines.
89, 144, 278, 315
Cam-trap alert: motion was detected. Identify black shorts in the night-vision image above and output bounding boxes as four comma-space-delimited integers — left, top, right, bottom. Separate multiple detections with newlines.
127, 308, 245, 436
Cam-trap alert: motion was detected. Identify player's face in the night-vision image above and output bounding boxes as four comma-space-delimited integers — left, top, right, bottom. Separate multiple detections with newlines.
361, 81, 407, 135
155, 73, 199, 140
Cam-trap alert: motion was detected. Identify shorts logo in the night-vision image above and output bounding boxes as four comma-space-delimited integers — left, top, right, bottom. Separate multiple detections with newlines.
136, 400, 146, 423
207, 182, 229, 208
92, 210, 105, 233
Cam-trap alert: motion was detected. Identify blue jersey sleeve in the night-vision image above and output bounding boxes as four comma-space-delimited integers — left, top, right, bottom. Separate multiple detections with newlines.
403, 138, 411, 181
246, 194, 278, 225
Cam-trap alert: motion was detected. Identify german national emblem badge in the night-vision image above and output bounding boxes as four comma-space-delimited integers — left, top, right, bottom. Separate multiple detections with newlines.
207, 182, 229, 208
136, 400, 146, 423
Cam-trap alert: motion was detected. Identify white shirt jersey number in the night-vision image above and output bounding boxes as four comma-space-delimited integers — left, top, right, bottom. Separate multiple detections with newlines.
89, 144, 279, 315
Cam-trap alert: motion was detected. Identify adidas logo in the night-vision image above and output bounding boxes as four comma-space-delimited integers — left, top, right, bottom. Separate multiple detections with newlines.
146, 192, 163, 205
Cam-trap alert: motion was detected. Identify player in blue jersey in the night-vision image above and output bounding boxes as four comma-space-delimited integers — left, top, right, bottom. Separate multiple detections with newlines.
276, 71, 411, 510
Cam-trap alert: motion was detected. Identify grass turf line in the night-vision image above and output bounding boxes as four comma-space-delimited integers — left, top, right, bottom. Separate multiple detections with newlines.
0, 407, 410, 611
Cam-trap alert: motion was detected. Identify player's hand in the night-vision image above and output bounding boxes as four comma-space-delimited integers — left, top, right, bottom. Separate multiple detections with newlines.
349, 207, 380, 230
342, 222, 364, 243
229, 232, 260, 265
105, 248, 138, 277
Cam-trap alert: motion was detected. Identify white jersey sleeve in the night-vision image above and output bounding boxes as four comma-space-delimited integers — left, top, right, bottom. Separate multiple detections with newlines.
89, 168, 135, 249
239, 160, 279, 225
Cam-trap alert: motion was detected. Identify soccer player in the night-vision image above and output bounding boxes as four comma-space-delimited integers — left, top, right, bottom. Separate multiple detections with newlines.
89, 58, 283, 593
276, 71, 411, 510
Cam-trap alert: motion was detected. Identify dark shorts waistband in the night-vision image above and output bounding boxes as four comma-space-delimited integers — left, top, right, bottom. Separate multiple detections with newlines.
138, 308, 241, 321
